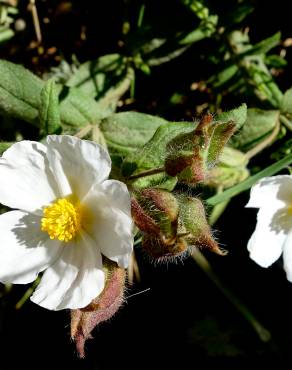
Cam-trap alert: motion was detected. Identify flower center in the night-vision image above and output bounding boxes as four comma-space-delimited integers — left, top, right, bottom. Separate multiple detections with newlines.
41, 198, 81, 242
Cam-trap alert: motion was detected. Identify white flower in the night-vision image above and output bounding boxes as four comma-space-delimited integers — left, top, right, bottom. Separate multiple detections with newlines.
246, 175, 292, 280
0, 135, 133, 310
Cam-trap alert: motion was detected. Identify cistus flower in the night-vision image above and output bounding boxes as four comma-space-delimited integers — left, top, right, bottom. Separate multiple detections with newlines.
0, 135, 133, 310
246, 175, 292, 280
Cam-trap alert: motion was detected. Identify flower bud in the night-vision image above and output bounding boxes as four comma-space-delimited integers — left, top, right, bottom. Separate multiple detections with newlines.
131, 188, 179, 242
205, 147, 249, 189
142, 234, 188, 261
71, 259, 126, 358
165, 114, 236, 184
131, 188, 188, 261
178, 195, 226, 255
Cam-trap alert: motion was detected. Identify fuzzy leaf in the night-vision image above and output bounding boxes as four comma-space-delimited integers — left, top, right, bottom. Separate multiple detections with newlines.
280, 88, 292, 117
39, 79, 61, 135
0, 60, 43, 125
100, 112, 167, 156
217, 103, 247, 129
230, 108, 279, 151
66, 54, 134, 116
122, 121, 194, 177
0, 60, 108, 129
59, 86, 104, 127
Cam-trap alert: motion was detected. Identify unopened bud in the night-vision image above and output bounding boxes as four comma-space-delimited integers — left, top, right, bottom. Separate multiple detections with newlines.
178, 195, 226, 256
165, 114, 236, 184
71, 259, 126, 358
131, 188, 179, 242
131, 188, 189, 261
142, 234, 189, 262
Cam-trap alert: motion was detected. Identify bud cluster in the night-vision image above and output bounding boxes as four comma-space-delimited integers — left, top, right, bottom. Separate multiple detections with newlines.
131, 188, 225, 262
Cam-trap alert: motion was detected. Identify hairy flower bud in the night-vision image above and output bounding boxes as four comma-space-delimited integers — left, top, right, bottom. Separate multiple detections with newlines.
131, 188, 179, 242
71, 259, 126, 358
165, 114, 236, 184
131, 188, 188, 261
178, 195, 226, 255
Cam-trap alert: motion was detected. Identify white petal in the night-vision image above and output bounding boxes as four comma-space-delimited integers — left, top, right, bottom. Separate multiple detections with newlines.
0, 211, 61, 284
31, 232, 105, 310
246, 175, 292, 209
0, 141, 59, 212
283, 232, 292, 282
45, 135, 111, 199
247, 205, 288, 268
82, 180, 133, 268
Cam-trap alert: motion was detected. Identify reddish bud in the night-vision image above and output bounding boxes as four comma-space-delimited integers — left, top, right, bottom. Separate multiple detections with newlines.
142, 234, 188, 262
165, 114, 236, 184
71, 259, 126, 358
131, 188, 189, 261
131, 188, 179, 242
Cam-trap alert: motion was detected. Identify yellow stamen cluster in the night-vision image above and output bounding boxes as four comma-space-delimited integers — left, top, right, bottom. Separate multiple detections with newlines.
41, 198, 81, 242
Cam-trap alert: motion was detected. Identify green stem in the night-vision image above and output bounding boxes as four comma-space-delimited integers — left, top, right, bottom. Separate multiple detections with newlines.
192, 249, 271, 342
15, 277, 40, 310
280, 114, 292, 131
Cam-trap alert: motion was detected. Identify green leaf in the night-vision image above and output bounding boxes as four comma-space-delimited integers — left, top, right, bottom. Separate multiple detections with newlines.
0, 60, 43, 126
0, 27, 14, 43
39, 79, 61, 135
0, 141, 13, 155
179, 15, 218, 44
223, 4, 254, 24
230, 108, 279, 151
95, 67, 134, 117
280, 88, 292, 116
244, 56, 283, 107
210, 64, 239, 88
217, 103, 247, 129
66, 54, 134, 116
206, 152, 292, 206
265, 55, 287, 68
66, 54, 123, 97
147, 45, 190, 67
100, 112, 167, 156
0, 59, 121, 130
122, 121, 194, 177
58, 86, 104, 127
240, 32, 281, 57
